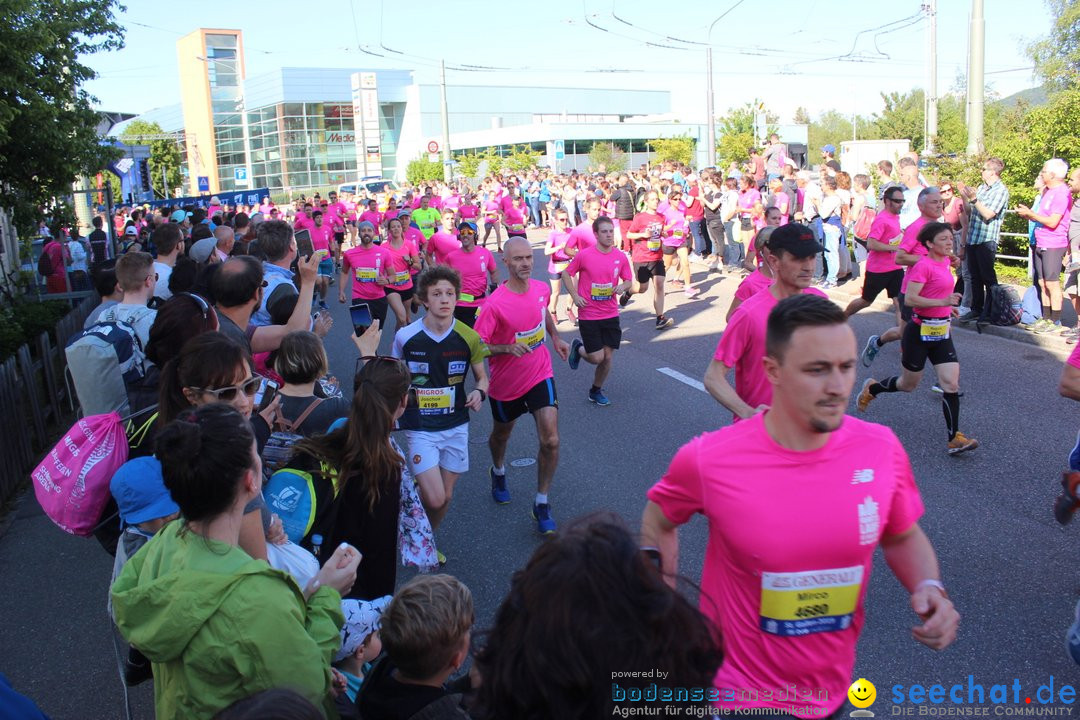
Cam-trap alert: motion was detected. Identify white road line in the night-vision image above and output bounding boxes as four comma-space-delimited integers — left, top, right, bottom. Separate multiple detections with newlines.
657, 367, 707, 394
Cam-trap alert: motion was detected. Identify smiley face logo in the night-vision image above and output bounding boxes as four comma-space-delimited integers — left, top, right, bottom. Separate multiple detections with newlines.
848, 678, 876, 709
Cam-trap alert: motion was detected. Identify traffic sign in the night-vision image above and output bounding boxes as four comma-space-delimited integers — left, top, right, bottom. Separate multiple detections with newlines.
197, 176, 210, 193
234, 167, 250, 187
427, 140, 440, 154
554, 139, 565, 160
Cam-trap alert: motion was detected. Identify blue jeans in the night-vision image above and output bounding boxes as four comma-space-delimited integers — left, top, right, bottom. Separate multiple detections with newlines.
527, 198, 541, 226
689, 219, 707, 256
823, 224, 841, 284
810, 217, 824, 279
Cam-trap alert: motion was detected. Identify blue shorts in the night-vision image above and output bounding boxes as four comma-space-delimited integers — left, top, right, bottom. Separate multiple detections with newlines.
318, 258, 335, 277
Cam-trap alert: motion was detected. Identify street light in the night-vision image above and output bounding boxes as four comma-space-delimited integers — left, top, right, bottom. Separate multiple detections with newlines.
705, 15, 724, 169
195, 55, 254, 192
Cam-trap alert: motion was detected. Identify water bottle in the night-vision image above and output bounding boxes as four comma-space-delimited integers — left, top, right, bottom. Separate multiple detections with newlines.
311, 534, 323, 558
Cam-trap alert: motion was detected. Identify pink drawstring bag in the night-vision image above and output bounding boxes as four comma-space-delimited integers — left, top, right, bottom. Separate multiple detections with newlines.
31, 412, 129, 536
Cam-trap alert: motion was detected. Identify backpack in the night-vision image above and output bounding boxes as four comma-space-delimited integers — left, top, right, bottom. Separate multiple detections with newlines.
260, 397, 325, 476
853, 206, 877, 241
32, 412, 129, 536
986, 284, 1022, 326
65, 308, 150, 416
37, 244, 54, 276
263, 457, 340, 546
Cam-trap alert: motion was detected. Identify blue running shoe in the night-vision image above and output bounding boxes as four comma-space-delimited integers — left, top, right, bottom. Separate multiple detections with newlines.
490, 467, 510, 504
568, 338, 583, 370
532, 503, 556, 534
588, 388, 611, 406
861, 335, 880, 368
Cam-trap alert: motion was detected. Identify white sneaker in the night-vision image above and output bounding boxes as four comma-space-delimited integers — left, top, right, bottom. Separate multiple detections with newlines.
956, 306, 971, 317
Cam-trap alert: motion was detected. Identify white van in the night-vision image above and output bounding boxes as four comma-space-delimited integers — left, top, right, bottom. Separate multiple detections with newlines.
337, 178, 398, 208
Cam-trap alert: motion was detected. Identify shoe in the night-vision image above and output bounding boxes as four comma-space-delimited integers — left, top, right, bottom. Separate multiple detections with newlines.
655, 315, 674, 330
688, 252, 705, 264
956, 306, 971, 317
568, 338, 583, 370
857, 378, 875, 412
490, 467, 510, 504
818, 281, 835, 290
861, 335, 880, 368
1035, 321, 1065, 335
669, 279, 684, 289
436, 550, 447, 565
684, 286, 700, 298
567, 306, 578, 326
532, 503, 557, 534
957, 311, 978, 323
317, 300, 329, 311
619, 292, 632, 308
588, 388, 611, 406
124, 654, 153, 687
1067, 599, 1080, 665
947, 431, 979, 455
1028, 318, 1052, 332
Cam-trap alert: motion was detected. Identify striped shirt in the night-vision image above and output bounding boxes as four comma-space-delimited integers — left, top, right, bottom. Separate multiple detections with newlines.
966, 180, 1009, 246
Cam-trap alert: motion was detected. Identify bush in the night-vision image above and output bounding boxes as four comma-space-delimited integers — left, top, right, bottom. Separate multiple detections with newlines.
0, 300, 73, 360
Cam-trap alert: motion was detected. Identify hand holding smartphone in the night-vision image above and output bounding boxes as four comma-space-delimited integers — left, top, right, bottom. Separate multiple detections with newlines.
350, 301, 373, 335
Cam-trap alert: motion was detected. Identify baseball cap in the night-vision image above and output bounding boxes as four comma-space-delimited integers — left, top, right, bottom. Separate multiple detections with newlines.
336, 596, 391, 662
124, 226, 138, 236
458, 220, 478, 233
765, 223, 823, 258
190, 236, 217, 264
822, 144, 836, 154
170, 210, 192, 223
109, 457, 179, 526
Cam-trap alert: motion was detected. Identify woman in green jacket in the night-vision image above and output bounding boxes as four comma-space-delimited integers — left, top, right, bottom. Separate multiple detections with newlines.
112, 403, 361, 719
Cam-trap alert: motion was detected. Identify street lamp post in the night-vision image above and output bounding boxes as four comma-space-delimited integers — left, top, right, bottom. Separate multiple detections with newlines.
705, 14, 726, 169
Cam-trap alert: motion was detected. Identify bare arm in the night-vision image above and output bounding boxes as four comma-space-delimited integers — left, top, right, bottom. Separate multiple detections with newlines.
725, 296, 744, 323
880, 523, 959, 650
640, 500, 680, 589
895, 249, 921, 267
867, 235, 900, 253
704, 359, 759, 419
1060, 363, 1080, 401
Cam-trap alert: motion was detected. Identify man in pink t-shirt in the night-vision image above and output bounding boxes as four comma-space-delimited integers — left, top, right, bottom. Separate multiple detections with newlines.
562, 216, 632, 406
445, 221, 496, 327
426, 210, 462, 266
563, 197, 602, 258
621, 190, 674, 329
338, 220, 392, 329
473, 236, 570, 535
705, 224, 825, 421
845, 187, 905, 362
643, 293, 958, 717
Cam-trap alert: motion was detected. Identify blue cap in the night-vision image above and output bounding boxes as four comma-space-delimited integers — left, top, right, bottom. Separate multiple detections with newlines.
109, 457, 179, 525
822, 144, 836, 154
170, 209, 192, 223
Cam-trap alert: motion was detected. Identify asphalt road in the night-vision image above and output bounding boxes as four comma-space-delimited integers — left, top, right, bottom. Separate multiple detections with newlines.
2, 230, 1078, 718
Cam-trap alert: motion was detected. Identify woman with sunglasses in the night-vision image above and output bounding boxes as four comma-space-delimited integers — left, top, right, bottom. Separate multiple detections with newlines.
383, 216, 421, 329
445, 221, 498, 328
112, 402, 360, 719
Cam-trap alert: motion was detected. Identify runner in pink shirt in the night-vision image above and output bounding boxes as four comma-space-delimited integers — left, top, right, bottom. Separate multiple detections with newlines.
503, 197, 528, 241
644, 294, 956, 716
481, 194, 503, 251
543, 208, 576, 325
358, 199, 383, 233
705, 224, 826, 421
445, 221, 496, 327
562, 216, 632, 406
426, 210, 462, 266
383, 216, 422, 329
309, 211, 336, 308
383, 198, 400, 222
847, 187, 906, 366
473, 236, 570, 534
621, 190, 675, 329
661, 187, 697, 298
859, 221, 978, 455
564, 197, 602, 258
338, 220, 392, 329
458, 196, 479, 223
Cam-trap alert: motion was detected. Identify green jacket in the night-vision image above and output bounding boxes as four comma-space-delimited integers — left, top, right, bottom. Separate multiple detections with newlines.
111, 520, 344, 719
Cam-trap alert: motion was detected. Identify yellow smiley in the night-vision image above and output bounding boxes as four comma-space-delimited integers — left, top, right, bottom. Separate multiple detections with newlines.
848, 678, 877, 709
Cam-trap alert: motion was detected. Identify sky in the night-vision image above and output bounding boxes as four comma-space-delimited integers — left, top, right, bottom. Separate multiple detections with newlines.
84, 0, 1052, 125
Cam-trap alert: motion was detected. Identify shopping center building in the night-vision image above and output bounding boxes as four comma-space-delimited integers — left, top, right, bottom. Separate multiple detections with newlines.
120, 28, 724, 196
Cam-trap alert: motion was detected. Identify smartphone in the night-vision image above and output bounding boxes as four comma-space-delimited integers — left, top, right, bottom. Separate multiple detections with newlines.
294, 229, 314, 258
350, 301, 373, 335
254, 378, 279, 411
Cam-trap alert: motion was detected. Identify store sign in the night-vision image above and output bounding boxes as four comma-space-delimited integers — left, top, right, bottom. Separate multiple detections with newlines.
326, 131, 356, 144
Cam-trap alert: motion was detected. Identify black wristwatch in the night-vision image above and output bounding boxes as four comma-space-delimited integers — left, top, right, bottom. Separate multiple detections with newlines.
476, 388, 487, 402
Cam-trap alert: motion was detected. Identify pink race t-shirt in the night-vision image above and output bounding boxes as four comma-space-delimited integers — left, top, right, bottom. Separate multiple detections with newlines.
359, 210, 383, 228
662, 206, 688, 248
546, 230, 572, 274
445, 246, 495, 308
499, 195, 516, 216
646, 414, 924, 716
404, 225, 426, 251
864, 211, 903, 274
713, 287, 827, 420
565, 221, 598, 254
628, 211, 666, 263
738, 189, 761, 217
905, 255, 954, 320
504, 205, 527, 232
483, 200, 501, 224
734, 269, 772, 302
473, 279, 553, 401
1035, 184, 1073, 250
898, 216, 929, 293
459, 204, 479, 221
427, 231, 462, 265
564, 246, 632, 321
341, 244, 392, 301
310, 224, 333, 253
293, 213, 313, 232
385, 238, 419, 290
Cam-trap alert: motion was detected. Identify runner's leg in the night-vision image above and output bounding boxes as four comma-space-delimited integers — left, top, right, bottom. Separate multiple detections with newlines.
488, 419, 515, 471
533, 406, 558, 495
652, 274, 665, 317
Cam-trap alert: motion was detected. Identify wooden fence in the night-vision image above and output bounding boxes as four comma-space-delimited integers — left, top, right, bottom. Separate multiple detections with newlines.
0, 294, 98, 508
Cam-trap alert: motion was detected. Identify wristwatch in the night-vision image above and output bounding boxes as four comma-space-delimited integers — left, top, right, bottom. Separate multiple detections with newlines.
476, 388, 487, 402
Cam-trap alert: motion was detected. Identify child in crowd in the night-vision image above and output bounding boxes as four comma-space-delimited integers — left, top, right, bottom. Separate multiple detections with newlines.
356, 574, 474, 720
333, 596, 392, 719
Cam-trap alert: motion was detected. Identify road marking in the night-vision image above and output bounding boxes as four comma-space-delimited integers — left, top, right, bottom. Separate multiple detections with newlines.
657, 367, 707, 394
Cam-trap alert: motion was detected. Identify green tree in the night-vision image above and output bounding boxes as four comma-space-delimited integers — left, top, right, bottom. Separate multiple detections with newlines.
587, 142, 627, 173
1027, 0, 1080, 92
454, 147, 498, 180
406, 155, 443, 184
793, 107, 812, 125
869, 89, 925, 150
808, 110, 854, 159
119, 120, 183, 199
716, 103, 777, 167
499, 145, 542, 175
0, 0, 124, 241
649, 136, 696, 166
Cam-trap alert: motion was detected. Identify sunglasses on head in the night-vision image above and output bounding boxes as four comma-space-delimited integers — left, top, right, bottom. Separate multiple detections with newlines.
354, 355, 405, 378
190, 376, 260, 402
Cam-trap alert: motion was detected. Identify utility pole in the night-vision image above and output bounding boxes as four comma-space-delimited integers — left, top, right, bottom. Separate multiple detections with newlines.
966, 0, 985, 155
440, 60, 451, 183
924, 0, 938, 154
706, 47, 715, 168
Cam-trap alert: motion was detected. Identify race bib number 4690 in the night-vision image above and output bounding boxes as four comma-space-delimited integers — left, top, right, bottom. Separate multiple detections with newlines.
515, 319, 545, 351
760, 566, 863, 637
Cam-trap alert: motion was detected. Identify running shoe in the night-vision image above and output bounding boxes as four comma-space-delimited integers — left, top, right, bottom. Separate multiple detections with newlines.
857, 378, 876, 412
1028, 318, 1052, 332
619, 291, 632, 307
655, 315, 674, 330
669, 279, 684, 289
818, 281, 836, 290
956, 311, 978, 323
861, 335, 881, 368
1067, 599, 1080, 665
684, 286, 700, 298
588, 388, 611, 406
532, 503, 557, 534
490, 466, 511, 504
318, 300, 329, 311
947, 431, 979, 455
568, 338, 583, 370
1035, 321, 1065, 335
436, 550, 447, 565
